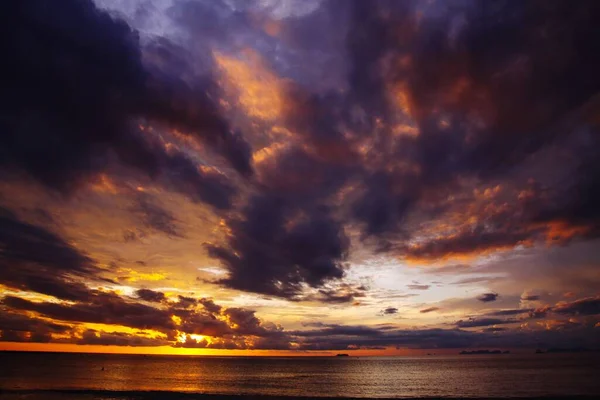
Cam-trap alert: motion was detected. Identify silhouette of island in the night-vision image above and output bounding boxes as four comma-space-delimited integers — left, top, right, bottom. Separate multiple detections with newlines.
459, 350, 510, 355
335, 353, 349, 357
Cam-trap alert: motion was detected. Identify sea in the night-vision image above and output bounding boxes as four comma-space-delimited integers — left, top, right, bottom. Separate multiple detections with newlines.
0, 352, 599, 399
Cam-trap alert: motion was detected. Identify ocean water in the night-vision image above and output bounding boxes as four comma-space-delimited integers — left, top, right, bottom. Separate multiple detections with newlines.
0, 352, 599, 399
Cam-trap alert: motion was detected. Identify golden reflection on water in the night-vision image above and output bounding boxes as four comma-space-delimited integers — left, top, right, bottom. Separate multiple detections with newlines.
1, 353, 599, 397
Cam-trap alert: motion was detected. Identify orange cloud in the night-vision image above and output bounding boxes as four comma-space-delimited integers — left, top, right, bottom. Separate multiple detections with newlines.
214, 49, 287, 123
389, 81, 416, 119
90, 174, 118, 194
544, 220, 591, 245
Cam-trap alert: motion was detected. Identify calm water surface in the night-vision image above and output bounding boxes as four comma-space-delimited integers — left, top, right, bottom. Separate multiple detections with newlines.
0, 352, 599, 398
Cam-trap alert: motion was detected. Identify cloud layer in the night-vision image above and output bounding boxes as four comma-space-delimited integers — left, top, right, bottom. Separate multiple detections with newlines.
0, 0, 599, 352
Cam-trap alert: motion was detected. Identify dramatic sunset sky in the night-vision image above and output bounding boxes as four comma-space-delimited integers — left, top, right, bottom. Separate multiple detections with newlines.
1, 0, 599, 355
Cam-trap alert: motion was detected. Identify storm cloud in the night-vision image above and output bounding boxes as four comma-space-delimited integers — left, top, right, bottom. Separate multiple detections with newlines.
0, 207, 99, 301
3, 0, 600, 301
0, 0, 250, 203
206, 193, 349, 299
1, 0, 600, 353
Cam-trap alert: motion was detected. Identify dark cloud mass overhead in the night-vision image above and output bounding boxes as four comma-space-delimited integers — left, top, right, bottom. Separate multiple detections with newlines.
0, 0, 250, 202
0, 0, 599, 353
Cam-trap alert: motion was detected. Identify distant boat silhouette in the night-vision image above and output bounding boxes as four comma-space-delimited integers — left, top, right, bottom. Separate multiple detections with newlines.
336, 353, 349, 357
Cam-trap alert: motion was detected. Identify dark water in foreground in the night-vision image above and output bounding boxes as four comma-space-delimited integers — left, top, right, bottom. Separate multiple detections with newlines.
0, 352, 599, 399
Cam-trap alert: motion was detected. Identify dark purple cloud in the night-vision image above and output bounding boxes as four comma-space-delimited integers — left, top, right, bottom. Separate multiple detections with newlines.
0, 0, 250, 206
313, 284, 367, 304
206, 193, 349, 299
456, 318, 517, 329
136, 289, 166, 303
486, 309, 532, 317
76, 330, 169, 347
198, 298, 223, 314
380, 307, 399, 315
0, 311, 71, 343
292, 324, 384, 338
0, 207, 99, 301
2, 293, 175, 332
477, 293, 499, 303
340, 0, 600, 258
553, 297, 600, 316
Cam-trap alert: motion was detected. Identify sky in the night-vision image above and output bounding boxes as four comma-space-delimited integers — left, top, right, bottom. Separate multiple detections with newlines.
1, 0, 599, 356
